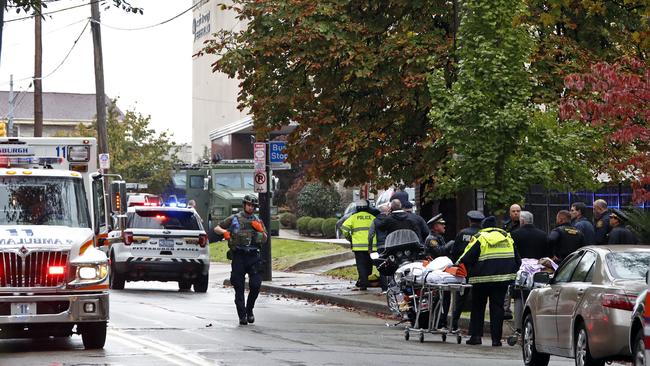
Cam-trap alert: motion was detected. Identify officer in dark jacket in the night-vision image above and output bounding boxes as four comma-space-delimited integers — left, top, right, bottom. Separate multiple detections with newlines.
548, 210, 584, 263
214, 194, 267, 325
511, 211, 549, 259
570, 202, 596, 245
446, 210, 484, 332
608, 209, 639, 244
424, 214, 448, 257
375, 199, 429, 243
593, 199, 611, 245
390, 184, 410, 208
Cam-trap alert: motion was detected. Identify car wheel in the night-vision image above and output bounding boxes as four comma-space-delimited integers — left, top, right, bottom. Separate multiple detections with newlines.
575, 323, 605, 366
193, 274, 209, 293
109, 259, 125, 290
80, 321, 107, 350
634, 328, 646, 366
522, 314, 550, 366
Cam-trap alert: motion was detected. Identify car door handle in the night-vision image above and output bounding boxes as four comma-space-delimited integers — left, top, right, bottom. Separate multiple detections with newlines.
577, 289, 585, 296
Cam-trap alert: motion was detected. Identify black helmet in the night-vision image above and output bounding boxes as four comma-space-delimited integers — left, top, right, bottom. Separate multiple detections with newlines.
354, 200, 369, 211
243, 194, 259, 207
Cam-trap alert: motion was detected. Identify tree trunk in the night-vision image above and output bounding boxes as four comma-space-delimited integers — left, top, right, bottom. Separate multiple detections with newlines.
34, 5, 43, 137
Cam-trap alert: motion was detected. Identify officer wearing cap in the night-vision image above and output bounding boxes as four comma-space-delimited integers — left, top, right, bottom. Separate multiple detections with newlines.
424, 213, 448, 257
608, 209, 638, 244
214, 194, 267, 325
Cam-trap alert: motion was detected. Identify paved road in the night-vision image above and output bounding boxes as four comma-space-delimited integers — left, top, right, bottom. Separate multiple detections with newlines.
0, 266, 573, 366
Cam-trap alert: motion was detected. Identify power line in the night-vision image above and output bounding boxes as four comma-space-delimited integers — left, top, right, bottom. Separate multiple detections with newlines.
3, 0, 100, 24
4, 17, 89, 48
89, 2, 198, 31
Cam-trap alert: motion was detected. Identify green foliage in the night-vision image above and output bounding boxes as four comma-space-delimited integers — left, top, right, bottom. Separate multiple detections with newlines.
106, 103, 180, 193
625, 209, 650, 244
298, 183, 341, 218
297, 216, 312, 235
202, 1, 459, 188
308, 217, 325, 236
279, 212, 297, 229
429, 0, 597, 213
321, 218, 338, 239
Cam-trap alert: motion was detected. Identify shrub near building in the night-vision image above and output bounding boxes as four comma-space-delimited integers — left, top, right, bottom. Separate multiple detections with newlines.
298, 183, 341, 218
280, 212, 297, 229
321, 218, 338, 239
308, 218, 325, 236
297, 216, 312, 235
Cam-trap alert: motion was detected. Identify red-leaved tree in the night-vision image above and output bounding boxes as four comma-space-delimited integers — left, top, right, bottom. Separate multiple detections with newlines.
560, 58, 650, 202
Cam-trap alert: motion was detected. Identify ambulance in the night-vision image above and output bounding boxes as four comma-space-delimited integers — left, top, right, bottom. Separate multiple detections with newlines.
0, 137, 123, 349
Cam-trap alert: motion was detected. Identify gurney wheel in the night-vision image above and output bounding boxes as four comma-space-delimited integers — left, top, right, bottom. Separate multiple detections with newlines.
419, 332, 424, 343
456, 335, 462, 344
441, 333, 446, 342
507, 335, 518, 346
404, 330, 410, 341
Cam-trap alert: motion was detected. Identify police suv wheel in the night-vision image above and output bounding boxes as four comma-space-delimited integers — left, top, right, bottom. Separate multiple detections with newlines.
193, 274, 209, 293
178, 279, 191, 291
80, 321, 107, 350
110, 259, 125, 290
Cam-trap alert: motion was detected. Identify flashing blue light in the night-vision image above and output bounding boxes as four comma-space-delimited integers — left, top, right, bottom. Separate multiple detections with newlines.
177, 203, 187, 208
168, 202, 178, 207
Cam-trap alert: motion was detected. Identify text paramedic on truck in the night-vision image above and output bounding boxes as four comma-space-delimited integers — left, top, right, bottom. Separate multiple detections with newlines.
0, 137, 123, 350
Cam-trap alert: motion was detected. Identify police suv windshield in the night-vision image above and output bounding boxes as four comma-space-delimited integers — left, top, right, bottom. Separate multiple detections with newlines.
0, 176, 90, 228
128, 210, 201, 230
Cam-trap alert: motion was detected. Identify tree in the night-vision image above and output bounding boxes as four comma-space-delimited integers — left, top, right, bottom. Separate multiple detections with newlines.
201, 1, 460, 188
428, 0, 597, 213
560, 58, 650, 202
524, 0, 649, 104
60, 102, 180, 193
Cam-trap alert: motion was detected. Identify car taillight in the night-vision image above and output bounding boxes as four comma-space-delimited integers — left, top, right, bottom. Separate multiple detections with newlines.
602, 293, 636, 311
123, 231, 134, 246
48, 266, 65, 275
198, 233, 208, 248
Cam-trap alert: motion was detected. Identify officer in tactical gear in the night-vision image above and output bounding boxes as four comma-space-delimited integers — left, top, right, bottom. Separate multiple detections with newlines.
548, 210, 584, 263
214, 194, 267, 325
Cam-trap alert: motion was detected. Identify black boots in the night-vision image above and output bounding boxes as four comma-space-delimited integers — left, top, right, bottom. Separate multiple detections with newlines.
239, 317, 248, 325
247, 311, 255, 324
466, 336, 482, 345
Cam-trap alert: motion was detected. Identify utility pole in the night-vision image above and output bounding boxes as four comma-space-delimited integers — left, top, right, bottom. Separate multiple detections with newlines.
8, 75, 14, 136
259, 140, 272, 281
33, 4, 43, 137
90, 1, 108, 156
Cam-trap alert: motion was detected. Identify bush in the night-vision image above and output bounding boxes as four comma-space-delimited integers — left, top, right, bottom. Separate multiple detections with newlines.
280, 212, 297, 229
298, 182, 341, 218
308, 218, 325, 236
297, 216, 312, 235
321, 218, 338, 239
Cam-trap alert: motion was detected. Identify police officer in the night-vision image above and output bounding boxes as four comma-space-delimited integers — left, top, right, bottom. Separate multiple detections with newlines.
548, 210, 584, 263
214, 194, 267, 325
570, 202, 595, 245
341, 200, 376, 291
608, 209, 639, 244
424, 214, 448, 258
593, 199, 611, 245
447, 210, 484, 332
459, 216, 520, 346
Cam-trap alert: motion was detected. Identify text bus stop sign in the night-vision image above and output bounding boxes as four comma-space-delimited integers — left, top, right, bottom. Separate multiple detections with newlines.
269, 141, 291, 170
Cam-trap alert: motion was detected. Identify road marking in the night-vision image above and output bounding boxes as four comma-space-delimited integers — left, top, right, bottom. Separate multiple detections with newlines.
109, 329, 218, 366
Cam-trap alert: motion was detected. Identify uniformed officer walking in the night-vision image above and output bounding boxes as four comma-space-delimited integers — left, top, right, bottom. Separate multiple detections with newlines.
459, 216, 520, 346
341, 200, 376, 291
593, 199, 611, 245
214, 194, 267, 325
548, 210, 584, 263
608, 209, 639, 244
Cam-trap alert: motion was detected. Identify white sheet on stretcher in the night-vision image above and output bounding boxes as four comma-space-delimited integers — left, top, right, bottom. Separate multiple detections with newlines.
396, 262, 465, 285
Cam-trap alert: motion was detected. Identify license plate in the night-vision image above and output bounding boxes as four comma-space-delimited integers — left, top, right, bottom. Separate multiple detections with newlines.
11, 302, 36, 316
159, 239, 175, 248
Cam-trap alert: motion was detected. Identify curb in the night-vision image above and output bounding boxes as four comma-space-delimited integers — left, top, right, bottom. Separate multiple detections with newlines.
285, 252, 355, 271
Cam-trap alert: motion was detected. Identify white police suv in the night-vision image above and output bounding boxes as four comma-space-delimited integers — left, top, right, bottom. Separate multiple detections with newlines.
106, 206, 210, 292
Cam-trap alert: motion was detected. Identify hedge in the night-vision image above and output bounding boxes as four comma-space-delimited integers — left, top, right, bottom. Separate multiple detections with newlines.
308, 218, 325, 236
280, 212, 297, 229
321, 218, 338, 239
297, 216, 312, 235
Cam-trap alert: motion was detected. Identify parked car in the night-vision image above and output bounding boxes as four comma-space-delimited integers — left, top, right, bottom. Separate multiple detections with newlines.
630, 272, 650, 366
522, 246, 650, 366
106, 206, 210, 292
127, 193, 163, 207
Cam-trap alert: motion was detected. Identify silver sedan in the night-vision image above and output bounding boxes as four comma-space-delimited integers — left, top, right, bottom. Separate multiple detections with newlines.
522, 246, 650, 366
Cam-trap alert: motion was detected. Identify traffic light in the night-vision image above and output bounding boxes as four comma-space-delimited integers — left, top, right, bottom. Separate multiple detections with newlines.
0, 122, 6, 137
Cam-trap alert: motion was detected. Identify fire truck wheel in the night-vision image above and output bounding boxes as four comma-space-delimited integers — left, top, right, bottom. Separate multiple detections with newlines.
80, 321, 107, 350
193, 274, 209, 293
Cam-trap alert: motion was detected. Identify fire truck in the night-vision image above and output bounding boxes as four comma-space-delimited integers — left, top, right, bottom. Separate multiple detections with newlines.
0, 137, 124, 349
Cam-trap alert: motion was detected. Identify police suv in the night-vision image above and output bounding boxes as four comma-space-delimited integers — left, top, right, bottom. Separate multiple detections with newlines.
106, 206, 210, 292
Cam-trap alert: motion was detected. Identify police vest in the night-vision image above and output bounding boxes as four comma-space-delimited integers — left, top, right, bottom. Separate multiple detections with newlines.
341, 211, 377, 251
228, 212, 262, 250
467, 228, 517, 284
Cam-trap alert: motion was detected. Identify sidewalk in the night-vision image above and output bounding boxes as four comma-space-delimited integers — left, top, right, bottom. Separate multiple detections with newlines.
277, 228, 349, 246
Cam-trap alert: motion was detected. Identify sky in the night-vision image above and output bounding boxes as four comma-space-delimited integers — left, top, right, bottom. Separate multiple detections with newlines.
0, 0, 193, 143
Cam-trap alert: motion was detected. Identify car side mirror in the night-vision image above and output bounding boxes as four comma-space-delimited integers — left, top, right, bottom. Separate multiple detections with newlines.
533, 272, 550, 285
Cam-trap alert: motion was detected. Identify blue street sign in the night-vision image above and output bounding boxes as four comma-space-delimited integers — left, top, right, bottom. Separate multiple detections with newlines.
269, 141, 291, 169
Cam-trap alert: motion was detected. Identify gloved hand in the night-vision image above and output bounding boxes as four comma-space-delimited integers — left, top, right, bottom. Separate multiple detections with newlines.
223, 230, 231, 241
251, 220, 265, 233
